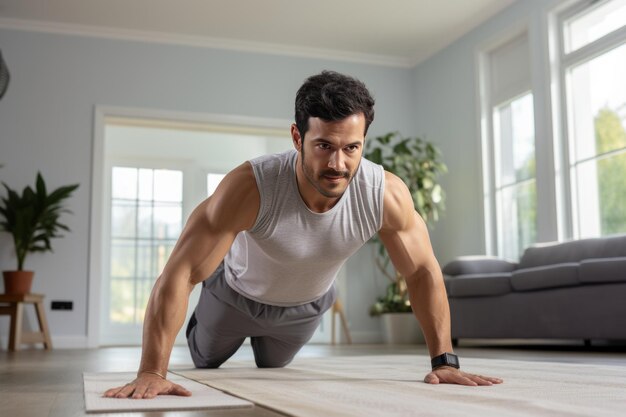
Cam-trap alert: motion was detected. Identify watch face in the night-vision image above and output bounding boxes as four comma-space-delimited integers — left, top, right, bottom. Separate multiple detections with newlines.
445, 353, 459, 367
431, 353, 460, 370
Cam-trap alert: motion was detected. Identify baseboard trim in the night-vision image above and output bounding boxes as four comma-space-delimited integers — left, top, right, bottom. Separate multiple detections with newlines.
37, 333, 382, 348
0, 335, 90, 350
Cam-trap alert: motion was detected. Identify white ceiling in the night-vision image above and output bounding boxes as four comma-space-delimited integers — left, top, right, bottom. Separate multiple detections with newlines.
0, 0, 517, 67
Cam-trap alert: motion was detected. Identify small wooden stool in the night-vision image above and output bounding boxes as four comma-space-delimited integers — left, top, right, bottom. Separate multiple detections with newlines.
0, 293, 53, 351
330, 299, 352, 345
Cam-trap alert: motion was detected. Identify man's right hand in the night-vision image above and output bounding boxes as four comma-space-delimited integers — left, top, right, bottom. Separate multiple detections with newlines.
103, 374, 192, 399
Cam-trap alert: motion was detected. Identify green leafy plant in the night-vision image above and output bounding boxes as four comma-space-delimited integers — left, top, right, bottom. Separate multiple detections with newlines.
369, 280, 412, 316
364, 132, 447, 316
0, 172, 79, 270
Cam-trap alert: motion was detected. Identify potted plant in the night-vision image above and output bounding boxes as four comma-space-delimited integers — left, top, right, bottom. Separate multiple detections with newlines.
0, 172, 79, 294
364, 132, 447, 343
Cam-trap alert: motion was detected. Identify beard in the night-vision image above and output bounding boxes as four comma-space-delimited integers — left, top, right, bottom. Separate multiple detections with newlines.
300, 146, 358, 199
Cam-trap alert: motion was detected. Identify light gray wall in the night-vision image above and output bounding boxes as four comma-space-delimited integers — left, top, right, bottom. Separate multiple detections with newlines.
0, 27, 415, 346
411, 0, 566, 265
0, 0, 572, 346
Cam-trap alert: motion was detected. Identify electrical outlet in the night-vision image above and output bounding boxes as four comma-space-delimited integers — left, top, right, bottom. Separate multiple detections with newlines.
51, 301, 73, 310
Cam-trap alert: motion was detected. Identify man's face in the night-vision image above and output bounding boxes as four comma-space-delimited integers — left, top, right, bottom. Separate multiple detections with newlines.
292, 113, 366, 199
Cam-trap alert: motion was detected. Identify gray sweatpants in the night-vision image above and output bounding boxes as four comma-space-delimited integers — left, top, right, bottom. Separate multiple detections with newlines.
186, 263, 336, 369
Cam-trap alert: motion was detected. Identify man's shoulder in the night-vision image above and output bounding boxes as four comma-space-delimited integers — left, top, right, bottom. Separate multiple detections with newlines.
206, 162, 260, 231
249, 150, 297, 195
382, 171, 407, 199
250, 149, 296, 170
225, 162, 257, 187
381, 171, 414, 232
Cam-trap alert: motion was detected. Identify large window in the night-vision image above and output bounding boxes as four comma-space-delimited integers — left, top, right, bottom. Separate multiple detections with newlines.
481, 32, 537, 258
477, 0, 626, 257
560, 0, 626, 238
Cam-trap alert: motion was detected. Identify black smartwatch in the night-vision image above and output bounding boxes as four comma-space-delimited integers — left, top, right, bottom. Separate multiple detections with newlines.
431, 352, 460, 370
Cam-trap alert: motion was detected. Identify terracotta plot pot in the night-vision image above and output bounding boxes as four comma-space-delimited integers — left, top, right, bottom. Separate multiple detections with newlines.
2, 270, 34, 294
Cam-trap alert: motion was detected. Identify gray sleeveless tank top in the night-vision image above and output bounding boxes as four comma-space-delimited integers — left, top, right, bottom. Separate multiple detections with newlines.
223, 149, 384, 306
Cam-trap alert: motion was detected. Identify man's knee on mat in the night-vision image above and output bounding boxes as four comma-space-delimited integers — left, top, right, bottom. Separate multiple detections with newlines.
254, 357, 293, 368
192, 356, 228, 369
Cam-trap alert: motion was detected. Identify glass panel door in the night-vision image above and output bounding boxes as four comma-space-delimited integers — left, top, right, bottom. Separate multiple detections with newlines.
103, 166, 183, 344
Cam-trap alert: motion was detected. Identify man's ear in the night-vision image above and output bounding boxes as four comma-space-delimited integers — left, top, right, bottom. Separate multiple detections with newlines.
291, 124, 302, 151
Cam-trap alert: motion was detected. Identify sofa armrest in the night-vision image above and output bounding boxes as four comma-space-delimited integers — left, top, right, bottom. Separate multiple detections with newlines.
442, 256, 518, 276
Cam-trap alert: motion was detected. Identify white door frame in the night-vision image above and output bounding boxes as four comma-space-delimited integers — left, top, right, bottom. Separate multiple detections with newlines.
88, 106, 292, 347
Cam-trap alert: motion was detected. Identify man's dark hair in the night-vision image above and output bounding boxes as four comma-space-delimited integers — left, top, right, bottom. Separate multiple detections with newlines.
295, 70, 375, 138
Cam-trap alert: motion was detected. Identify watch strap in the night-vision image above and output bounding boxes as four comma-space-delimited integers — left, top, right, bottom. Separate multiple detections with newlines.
431, 352, 460, 370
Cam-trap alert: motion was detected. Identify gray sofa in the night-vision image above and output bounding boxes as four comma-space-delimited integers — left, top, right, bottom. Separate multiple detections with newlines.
442, 234, 626, 344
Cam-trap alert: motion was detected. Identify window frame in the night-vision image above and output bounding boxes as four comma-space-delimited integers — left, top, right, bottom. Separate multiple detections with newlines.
477, 24, 536, 258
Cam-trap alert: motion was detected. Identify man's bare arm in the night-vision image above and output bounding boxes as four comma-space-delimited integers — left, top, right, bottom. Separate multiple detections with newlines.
104, 162, 259, 399
378, 171, 502, 386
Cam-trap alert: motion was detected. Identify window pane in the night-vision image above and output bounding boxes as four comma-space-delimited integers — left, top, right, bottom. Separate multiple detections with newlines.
497, 181, 537, 260
154, 204, 182, 239
112, 167, 137, 200
110, 279, 135, 324
138, 169, 153, 201
154, 170, 183, 202
111, 201, 136, 238
137, 202, 153, 238
598, 152, 626, 235
110, 239, 135, 278
575, 152, 626, 237
136, 240, 153, 278
569, 43, 626, 162
495, 93, 536, 187
565, 0, 626, 53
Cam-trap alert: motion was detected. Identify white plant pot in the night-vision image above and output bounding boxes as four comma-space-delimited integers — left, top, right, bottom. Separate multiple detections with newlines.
381, 313, 425, 344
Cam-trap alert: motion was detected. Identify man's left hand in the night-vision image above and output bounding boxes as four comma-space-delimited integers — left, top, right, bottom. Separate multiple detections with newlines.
424, 366, 503, 386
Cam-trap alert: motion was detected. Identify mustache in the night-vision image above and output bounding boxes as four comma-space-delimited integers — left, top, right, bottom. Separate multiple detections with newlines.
321, 169, 350, 178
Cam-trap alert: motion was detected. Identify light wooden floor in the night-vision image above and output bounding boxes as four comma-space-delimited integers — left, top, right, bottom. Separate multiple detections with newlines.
1, 341, 625, 417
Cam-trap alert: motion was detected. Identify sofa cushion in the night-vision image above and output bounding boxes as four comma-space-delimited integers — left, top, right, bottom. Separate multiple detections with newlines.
511, 263, 579, 291
442, 256, 518, 276
518, 234, 626, 269
447, 273, 512, 297
579, 257, 626, 284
